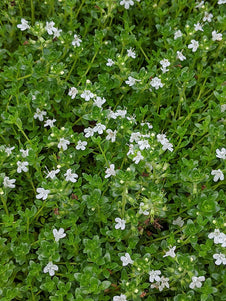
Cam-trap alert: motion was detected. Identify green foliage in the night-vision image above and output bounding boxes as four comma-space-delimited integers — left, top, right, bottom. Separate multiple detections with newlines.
0, 0, 225, 300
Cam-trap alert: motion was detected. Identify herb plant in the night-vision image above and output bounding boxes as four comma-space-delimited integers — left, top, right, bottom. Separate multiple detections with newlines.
0, 0, 225, 300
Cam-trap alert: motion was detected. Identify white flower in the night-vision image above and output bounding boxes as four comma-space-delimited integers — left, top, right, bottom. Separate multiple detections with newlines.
211, 169, 224, 182
138, 140, 150, 150
4, 146, 15, 156
53, 27, 62, 39
3, 176, 16, 188
53, 228, 66, 242
113, 294, 127, 301
157, 133, 173, 151
130, 132, 141, 143
106, 129, 117, 142
20, 149, 29, 158
160, 59, 170, 73
150, 77, 164, 89
195, 1, 204, 9
17, 18, 30, 31
177, 51, 186, 61
64, 169, 78, 183
17, 161, 29, 173
115, 109, 127, 118
149, 270, 161, 282
44, 119, 56, 128
194, 22, 203, 31
120, 0, 134, 9
212, 30, 222, 41
172, 217, 184, 227
108, 109, 117, 119
139, 202, 149, 215
216, 148, 226, 159
125, 76, 141, 86
45, 169, 60, 179
141, 122, 153, 129
34, 108, 47, 121
220, 234, 226, 247
93, 123, 106, 134
221, 104, 226, 112
127, 48, 136, 58
45, 21, 56, 35
43, 262, 58, 276
81, 90, 94, 101
203, 12, 213, 22
76, 140, 87, 150
159, 276, 170, 291
163, 246, 176, 258
120, 253, 134, 266
151, 276, 169, 291
133, 151, 144, 164
162, 141, 174, 152
106, 58, 115, 66
208, 229, 225, 244
188, 40, 199, 52
36, 188, 50, 200
160, 59, 170, 68
115, 218, 126, 230
93, 96, 106, 108
68, 87, 78, 99
157, 134, 167, 144
213, 253, 226, 265
127, 144, 135, 156
84, 127, 94, 138
189, 276, 205, 289
105, 164, 116, 178
58, 138, 70, 151
72, 34, 82, 47
174, 30, 183, 40
218, 0, 226, 4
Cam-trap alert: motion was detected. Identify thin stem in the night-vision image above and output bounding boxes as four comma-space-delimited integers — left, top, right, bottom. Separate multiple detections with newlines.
33, 201, 46, 221
18, 127, 30, 142
77, 49, 100, 86
1, 196, 9, 216
17, 73, 33, 81
121, 184, 128, 218
75, 0, 85, 19
27, 217, 30, 237
98, 142, 109, 167
26, 173, 36, 194
150, 229, 181, 242
65, 55, 78, 82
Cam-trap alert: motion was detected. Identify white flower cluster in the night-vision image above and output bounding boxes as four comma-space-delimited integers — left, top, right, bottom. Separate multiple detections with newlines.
157, 133, 173, 152
108, 109, 127, 119
45, 21, 62, 39
34, 108, 56, 128
208, 229, 226, 248
211, 148, 225, 182
149, 270, 170, 291
43, 228, 67, 276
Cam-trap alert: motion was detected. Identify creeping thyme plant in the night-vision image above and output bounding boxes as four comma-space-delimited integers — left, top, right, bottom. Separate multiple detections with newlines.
0, 0, 226, 300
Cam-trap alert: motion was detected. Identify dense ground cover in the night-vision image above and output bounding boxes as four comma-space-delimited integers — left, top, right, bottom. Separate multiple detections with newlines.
0, 0, 225, 300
